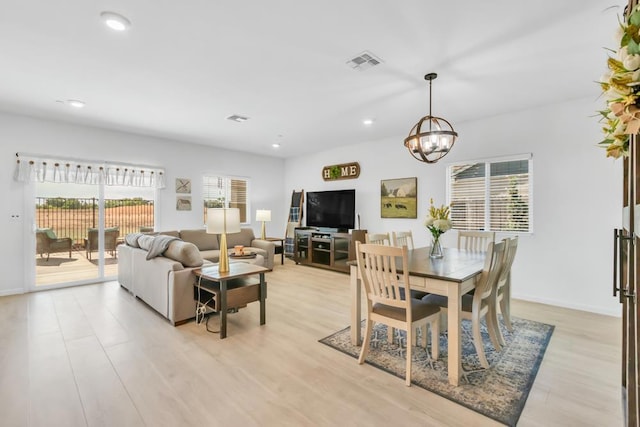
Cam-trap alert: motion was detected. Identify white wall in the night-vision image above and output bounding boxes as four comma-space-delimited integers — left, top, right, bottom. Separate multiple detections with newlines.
285, 97, 622, 316
0, 112, 285, 296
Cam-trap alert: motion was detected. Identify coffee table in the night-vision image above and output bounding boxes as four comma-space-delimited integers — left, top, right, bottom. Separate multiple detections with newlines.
193, 263, 269, 338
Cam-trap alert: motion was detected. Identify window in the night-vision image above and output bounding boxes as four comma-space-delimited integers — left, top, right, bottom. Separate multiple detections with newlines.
203, 175, 249, 223
447, 155, 532, 233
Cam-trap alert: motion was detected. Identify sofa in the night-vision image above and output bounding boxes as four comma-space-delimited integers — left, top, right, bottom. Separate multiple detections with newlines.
117, 228, 275, 325
160, 228, 275, 270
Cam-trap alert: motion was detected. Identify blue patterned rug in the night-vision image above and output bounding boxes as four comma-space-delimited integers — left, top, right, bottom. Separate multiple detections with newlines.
319, 317, 554, 426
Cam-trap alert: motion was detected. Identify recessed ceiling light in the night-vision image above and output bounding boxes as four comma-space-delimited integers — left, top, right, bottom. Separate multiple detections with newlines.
100, 11, 131, 31
66, 100, 85, 108
272, 143, 281, 148
363, 119, 374, 125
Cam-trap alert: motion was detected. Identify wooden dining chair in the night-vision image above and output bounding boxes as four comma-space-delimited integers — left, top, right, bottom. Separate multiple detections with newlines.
365, 232, 391, 246
494, 236, 519, 346
391, 231, 414, 250
457, 230, 495, 252
391, 230, 427, 303
423, 240, 505, 369
356, 242, 441, 386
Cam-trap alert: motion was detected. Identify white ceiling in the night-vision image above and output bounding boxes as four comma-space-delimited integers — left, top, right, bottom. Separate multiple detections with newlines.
0, 0, 618, 158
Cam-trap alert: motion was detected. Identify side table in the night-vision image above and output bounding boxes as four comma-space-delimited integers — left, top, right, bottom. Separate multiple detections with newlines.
193, 263, 269, 338
265, 237, 285, 265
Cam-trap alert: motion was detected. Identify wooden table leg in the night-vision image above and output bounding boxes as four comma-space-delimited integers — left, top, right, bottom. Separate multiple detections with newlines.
350, 264, 361, 346
220, 279, 227, 339
259, 272, 266, 325
447, 281, 462, 386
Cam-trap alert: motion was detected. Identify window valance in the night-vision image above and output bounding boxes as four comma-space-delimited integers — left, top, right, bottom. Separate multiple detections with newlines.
13, 153, 166, 188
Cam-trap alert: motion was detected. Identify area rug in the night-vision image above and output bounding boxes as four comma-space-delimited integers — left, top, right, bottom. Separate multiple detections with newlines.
319, 317, 554, 426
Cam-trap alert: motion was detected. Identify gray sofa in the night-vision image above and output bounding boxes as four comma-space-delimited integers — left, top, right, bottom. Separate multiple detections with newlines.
117, 228, 275, 325
161, 228, 275, 270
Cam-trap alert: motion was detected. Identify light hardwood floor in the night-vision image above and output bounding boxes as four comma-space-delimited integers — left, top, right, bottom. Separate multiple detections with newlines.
0, 259, 622, 426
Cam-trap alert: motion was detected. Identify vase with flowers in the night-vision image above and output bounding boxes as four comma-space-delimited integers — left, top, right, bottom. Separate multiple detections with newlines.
424, 198, 452, 258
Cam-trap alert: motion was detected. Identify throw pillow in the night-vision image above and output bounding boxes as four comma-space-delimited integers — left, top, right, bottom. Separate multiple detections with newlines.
137, 235, 155, 251
125, 232, 143, 248
164, 240, 204, 267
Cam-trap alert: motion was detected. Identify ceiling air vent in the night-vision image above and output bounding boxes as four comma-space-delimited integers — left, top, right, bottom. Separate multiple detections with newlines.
226, 114, 249, 122
346, 51, 383, 71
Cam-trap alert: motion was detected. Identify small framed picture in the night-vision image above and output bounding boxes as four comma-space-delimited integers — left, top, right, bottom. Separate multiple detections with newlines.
381, 177, 417, 218
176, 178, 191, 194
176, 196, 192, 211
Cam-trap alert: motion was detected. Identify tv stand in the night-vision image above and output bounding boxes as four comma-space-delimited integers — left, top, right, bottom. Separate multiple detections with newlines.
293, 227, 367, 273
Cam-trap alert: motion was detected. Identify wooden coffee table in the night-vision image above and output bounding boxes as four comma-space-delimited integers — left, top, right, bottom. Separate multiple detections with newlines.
193, 263, 269, 338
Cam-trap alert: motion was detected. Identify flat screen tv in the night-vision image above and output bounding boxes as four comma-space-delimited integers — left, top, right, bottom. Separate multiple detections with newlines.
306, 189, 356, 231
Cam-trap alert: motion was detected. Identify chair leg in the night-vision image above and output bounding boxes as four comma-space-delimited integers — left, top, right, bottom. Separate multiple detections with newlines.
405, 326, 412, 386
418, 325, 427, 349
358, 319, 374, 365
431, 316, 440, 360
500, 294, 513, 332
472, 315, 489, 369
501, 275, 514, 332
46, 253, 50, 261
388, 326, 394, 344
486, 303, 504, 351
495, 296, 506, 347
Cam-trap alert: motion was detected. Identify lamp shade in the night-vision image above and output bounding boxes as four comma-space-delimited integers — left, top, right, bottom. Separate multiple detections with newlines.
256, 209, 271, 222
206, 208, 241, 234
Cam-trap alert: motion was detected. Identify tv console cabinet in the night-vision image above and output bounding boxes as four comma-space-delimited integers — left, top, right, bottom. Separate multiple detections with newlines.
293, 228, 366, 273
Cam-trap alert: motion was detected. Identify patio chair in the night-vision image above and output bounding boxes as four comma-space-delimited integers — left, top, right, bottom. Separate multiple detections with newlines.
36, 228, 72, 261
84, 227, 120, 260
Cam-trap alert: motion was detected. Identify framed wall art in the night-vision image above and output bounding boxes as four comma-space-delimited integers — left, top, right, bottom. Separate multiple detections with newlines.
176, 178, 191, 194
176, 196, 192, 211
380, 177, 417, 218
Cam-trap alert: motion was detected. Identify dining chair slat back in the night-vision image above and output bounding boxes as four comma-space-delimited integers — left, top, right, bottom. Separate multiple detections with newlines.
458, 231, 495, 252
356, 242, 440, 386
365, 232, 391, 246
392, 231, 414, 250
494, 236, 519, 346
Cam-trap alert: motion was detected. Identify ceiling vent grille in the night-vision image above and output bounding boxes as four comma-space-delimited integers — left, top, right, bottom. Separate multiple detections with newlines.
226, 114, 249, 122
346, 51, 383, 71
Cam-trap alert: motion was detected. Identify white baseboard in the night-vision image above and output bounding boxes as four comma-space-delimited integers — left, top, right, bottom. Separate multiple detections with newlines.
0, 288, 26, 297
514, 293, 621, 318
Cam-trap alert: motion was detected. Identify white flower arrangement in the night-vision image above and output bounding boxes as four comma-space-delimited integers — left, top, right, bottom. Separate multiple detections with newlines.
425, 199, 452, 240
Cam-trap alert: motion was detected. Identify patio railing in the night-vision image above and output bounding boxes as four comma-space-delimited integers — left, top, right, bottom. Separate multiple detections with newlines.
36, 197, 154, 245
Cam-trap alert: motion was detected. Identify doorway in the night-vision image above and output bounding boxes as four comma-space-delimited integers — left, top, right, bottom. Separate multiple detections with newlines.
32, 181, 154, 290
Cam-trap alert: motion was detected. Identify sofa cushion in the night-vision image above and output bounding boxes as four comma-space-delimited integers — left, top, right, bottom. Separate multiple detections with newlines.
159, 230, 180, 238
200, 249, 221, 263
164, 240, 204, 267
225, 228, 255, 248
180, 229, 219, 250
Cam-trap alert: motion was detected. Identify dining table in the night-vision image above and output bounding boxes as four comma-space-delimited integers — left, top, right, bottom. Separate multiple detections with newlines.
349, 246, 486, 386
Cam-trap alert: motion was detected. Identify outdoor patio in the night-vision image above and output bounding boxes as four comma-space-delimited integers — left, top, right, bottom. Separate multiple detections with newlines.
36, 246, 118, 286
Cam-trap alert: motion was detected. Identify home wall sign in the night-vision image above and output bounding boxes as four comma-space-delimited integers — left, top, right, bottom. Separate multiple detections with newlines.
322, 162, 360, 181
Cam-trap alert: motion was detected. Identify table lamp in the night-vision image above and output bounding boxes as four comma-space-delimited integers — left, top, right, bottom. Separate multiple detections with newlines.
256, 209, 271, 240
207, 208, 241, 273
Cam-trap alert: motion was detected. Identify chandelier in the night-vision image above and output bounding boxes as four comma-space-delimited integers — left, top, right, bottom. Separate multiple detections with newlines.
404, 73, 458, 163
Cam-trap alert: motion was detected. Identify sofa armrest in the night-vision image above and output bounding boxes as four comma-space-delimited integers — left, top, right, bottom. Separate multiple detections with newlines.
251, 239, 275, 270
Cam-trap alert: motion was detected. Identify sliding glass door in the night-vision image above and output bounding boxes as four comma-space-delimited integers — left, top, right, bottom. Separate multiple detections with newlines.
32, 182, 154, 290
